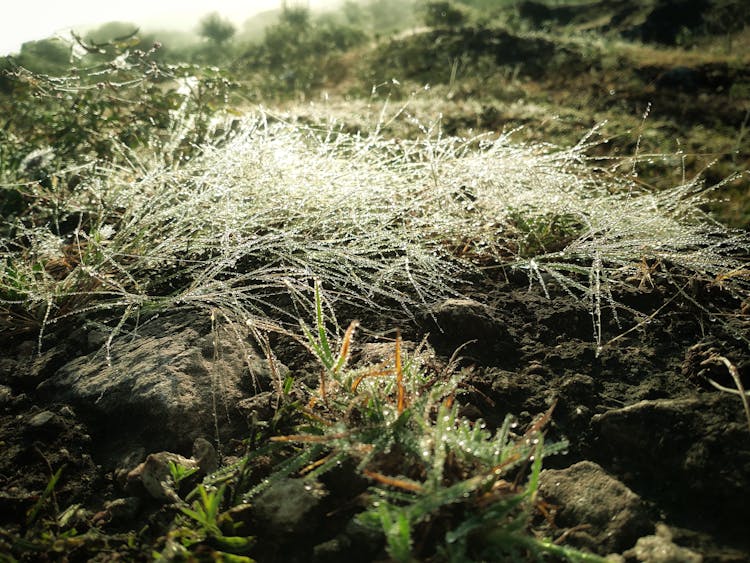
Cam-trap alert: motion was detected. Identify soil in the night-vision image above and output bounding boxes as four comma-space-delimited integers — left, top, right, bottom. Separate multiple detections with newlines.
0, 270, 748, 562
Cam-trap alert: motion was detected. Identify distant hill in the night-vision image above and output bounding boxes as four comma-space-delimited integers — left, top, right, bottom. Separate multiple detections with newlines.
238, 9, 283, 44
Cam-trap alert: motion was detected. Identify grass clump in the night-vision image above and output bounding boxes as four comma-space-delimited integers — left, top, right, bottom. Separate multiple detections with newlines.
0, 109, 461, 341
158, 484, 255, 561
1, 87, 748, 352
165, 283, 607, 561
292, 285, 603, 561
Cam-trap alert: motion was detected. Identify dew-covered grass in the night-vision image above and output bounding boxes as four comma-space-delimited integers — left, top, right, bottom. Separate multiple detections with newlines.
1, 104, 748, 351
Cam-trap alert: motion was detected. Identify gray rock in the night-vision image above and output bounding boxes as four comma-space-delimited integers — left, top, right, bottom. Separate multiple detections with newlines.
538, 460, 651, 553
590, 394, 749, 512
38, 312, 281, 460
592, 397, 703, 456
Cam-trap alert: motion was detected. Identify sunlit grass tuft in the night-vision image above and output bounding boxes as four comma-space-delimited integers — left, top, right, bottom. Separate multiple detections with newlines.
1, 103, 748, 350
235, 283, 606, 562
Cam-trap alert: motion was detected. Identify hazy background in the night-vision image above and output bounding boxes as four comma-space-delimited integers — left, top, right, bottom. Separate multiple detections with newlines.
0, 0, 335, 55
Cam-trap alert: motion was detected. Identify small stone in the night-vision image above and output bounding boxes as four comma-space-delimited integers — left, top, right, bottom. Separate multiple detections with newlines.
253, 478, 326, 536
28, 410, 58, 427
126, 451, 196, 503
24, 410, 65, 436
539, 461, 651, 553
57, 503, 91, 529
192, 437, 218, 474
124, 437, 217, 503
0, 385, 12, 406
623, 523, 703, 563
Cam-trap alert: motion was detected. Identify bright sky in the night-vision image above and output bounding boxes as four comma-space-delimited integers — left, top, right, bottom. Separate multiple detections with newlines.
0, 0, 328, 55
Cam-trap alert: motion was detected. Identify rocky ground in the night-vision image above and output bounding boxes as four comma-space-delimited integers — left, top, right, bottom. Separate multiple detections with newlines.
0, 269, 748, 561
1, 2, 749, 560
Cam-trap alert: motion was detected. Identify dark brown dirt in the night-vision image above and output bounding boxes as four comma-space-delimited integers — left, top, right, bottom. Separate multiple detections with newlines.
426, 273, 750, 562
0, 271, 748, 561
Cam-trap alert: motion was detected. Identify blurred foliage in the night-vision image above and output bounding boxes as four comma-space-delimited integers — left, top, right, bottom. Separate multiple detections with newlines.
0, 38, 235, 227
14, 38, 71, 75
422, 1, 468, 28
702, 0, 750, 52
85, 21, 141, 45
367, 0, 419, 34
363, 25, 591, 87
0, 0, 748, 225
198, 12, 237, 46
235, 6, 367, 96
